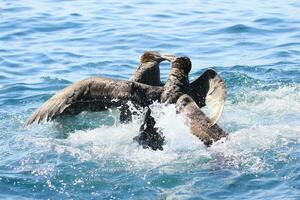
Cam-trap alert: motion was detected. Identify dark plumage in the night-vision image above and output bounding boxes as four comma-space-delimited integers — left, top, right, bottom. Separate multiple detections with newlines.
189, 69, 226, 126
120, 51, 175, 122
133, 108, 165, 151
25, 77, 162, 126
132, 52, 226, 126
160, 56, 191, 104
25, 52, 228, 150
25, 52, 227, 150
131, 51, 175, 86
176, 94, 228, 146
137, 57, 227, 150
25, 52, 174, 126
26, 52, 225, 126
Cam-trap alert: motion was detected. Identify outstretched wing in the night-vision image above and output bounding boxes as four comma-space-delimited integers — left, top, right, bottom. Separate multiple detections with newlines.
25, 77, 162, 126
190, 69, 226, 126
176, 94, 227, 146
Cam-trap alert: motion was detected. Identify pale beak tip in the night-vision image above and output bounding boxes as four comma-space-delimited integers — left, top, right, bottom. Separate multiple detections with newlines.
161, 54, 176, 62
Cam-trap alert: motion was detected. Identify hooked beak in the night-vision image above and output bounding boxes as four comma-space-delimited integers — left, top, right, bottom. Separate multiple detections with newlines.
160, 54, 176, 62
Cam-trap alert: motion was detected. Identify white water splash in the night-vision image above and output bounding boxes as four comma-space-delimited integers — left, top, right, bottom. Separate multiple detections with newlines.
26, 84, 300, 172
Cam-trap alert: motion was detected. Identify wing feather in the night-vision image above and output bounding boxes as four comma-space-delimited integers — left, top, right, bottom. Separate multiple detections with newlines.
176, 94, 227, 146
190, 69, 226, 126
25, 77, 161, 126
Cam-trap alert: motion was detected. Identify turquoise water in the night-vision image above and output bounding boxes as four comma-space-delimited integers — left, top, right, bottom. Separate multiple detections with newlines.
1, 0, 300, 199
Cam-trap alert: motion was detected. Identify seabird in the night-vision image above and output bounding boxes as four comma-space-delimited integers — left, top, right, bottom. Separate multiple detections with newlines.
132, 52, 226, 126
131, 51, 171, 86
25, 53, 226, 130
120, 51, 175, 122
135, 57, 227, 149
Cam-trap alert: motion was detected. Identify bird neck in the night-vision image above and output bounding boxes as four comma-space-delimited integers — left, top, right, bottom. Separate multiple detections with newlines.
165, 68, 189, 86
140, 60, 159, 69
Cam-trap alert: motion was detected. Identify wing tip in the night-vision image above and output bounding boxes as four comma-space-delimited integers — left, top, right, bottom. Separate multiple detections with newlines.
205, 68, 226, 126
208, 100, 225, 127
24, 115, 36, 127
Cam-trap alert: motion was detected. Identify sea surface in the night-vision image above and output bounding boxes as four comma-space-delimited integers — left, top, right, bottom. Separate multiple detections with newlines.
0, 0, 299, 199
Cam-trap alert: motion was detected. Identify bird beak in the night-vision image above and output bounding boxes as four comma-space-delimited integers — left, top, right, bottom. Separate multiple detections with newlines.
160, 54, 176, 62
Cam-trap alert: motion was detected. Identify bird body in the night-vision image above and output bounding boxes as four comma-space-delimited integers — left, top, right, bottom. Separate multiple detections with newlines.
25, 52, 227, 149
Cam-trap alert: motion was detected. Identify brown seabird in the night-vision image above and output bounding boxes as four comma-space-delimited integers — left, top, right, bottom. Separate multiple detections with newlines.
25, 52, 226, 130
135, 57, 227, 149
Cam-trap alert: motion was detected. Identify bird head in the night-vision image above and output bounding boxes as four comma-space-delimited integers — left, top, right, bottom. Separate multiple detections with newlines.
140, 51, 176, 63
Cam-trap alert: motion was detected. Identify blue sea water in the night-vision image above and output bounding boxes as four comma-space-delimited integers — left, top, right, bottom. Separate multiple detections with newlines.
0, 0, 300, 199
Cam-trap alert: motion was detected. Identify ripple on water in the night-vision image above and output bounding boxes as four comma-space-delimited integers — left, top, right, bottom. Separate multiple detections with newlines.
220, 24, 269, 35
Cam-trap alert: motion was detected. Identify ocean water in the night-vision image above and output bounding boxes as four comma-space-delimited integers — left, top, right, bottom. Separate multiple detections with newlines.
0, 0, 300, 199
